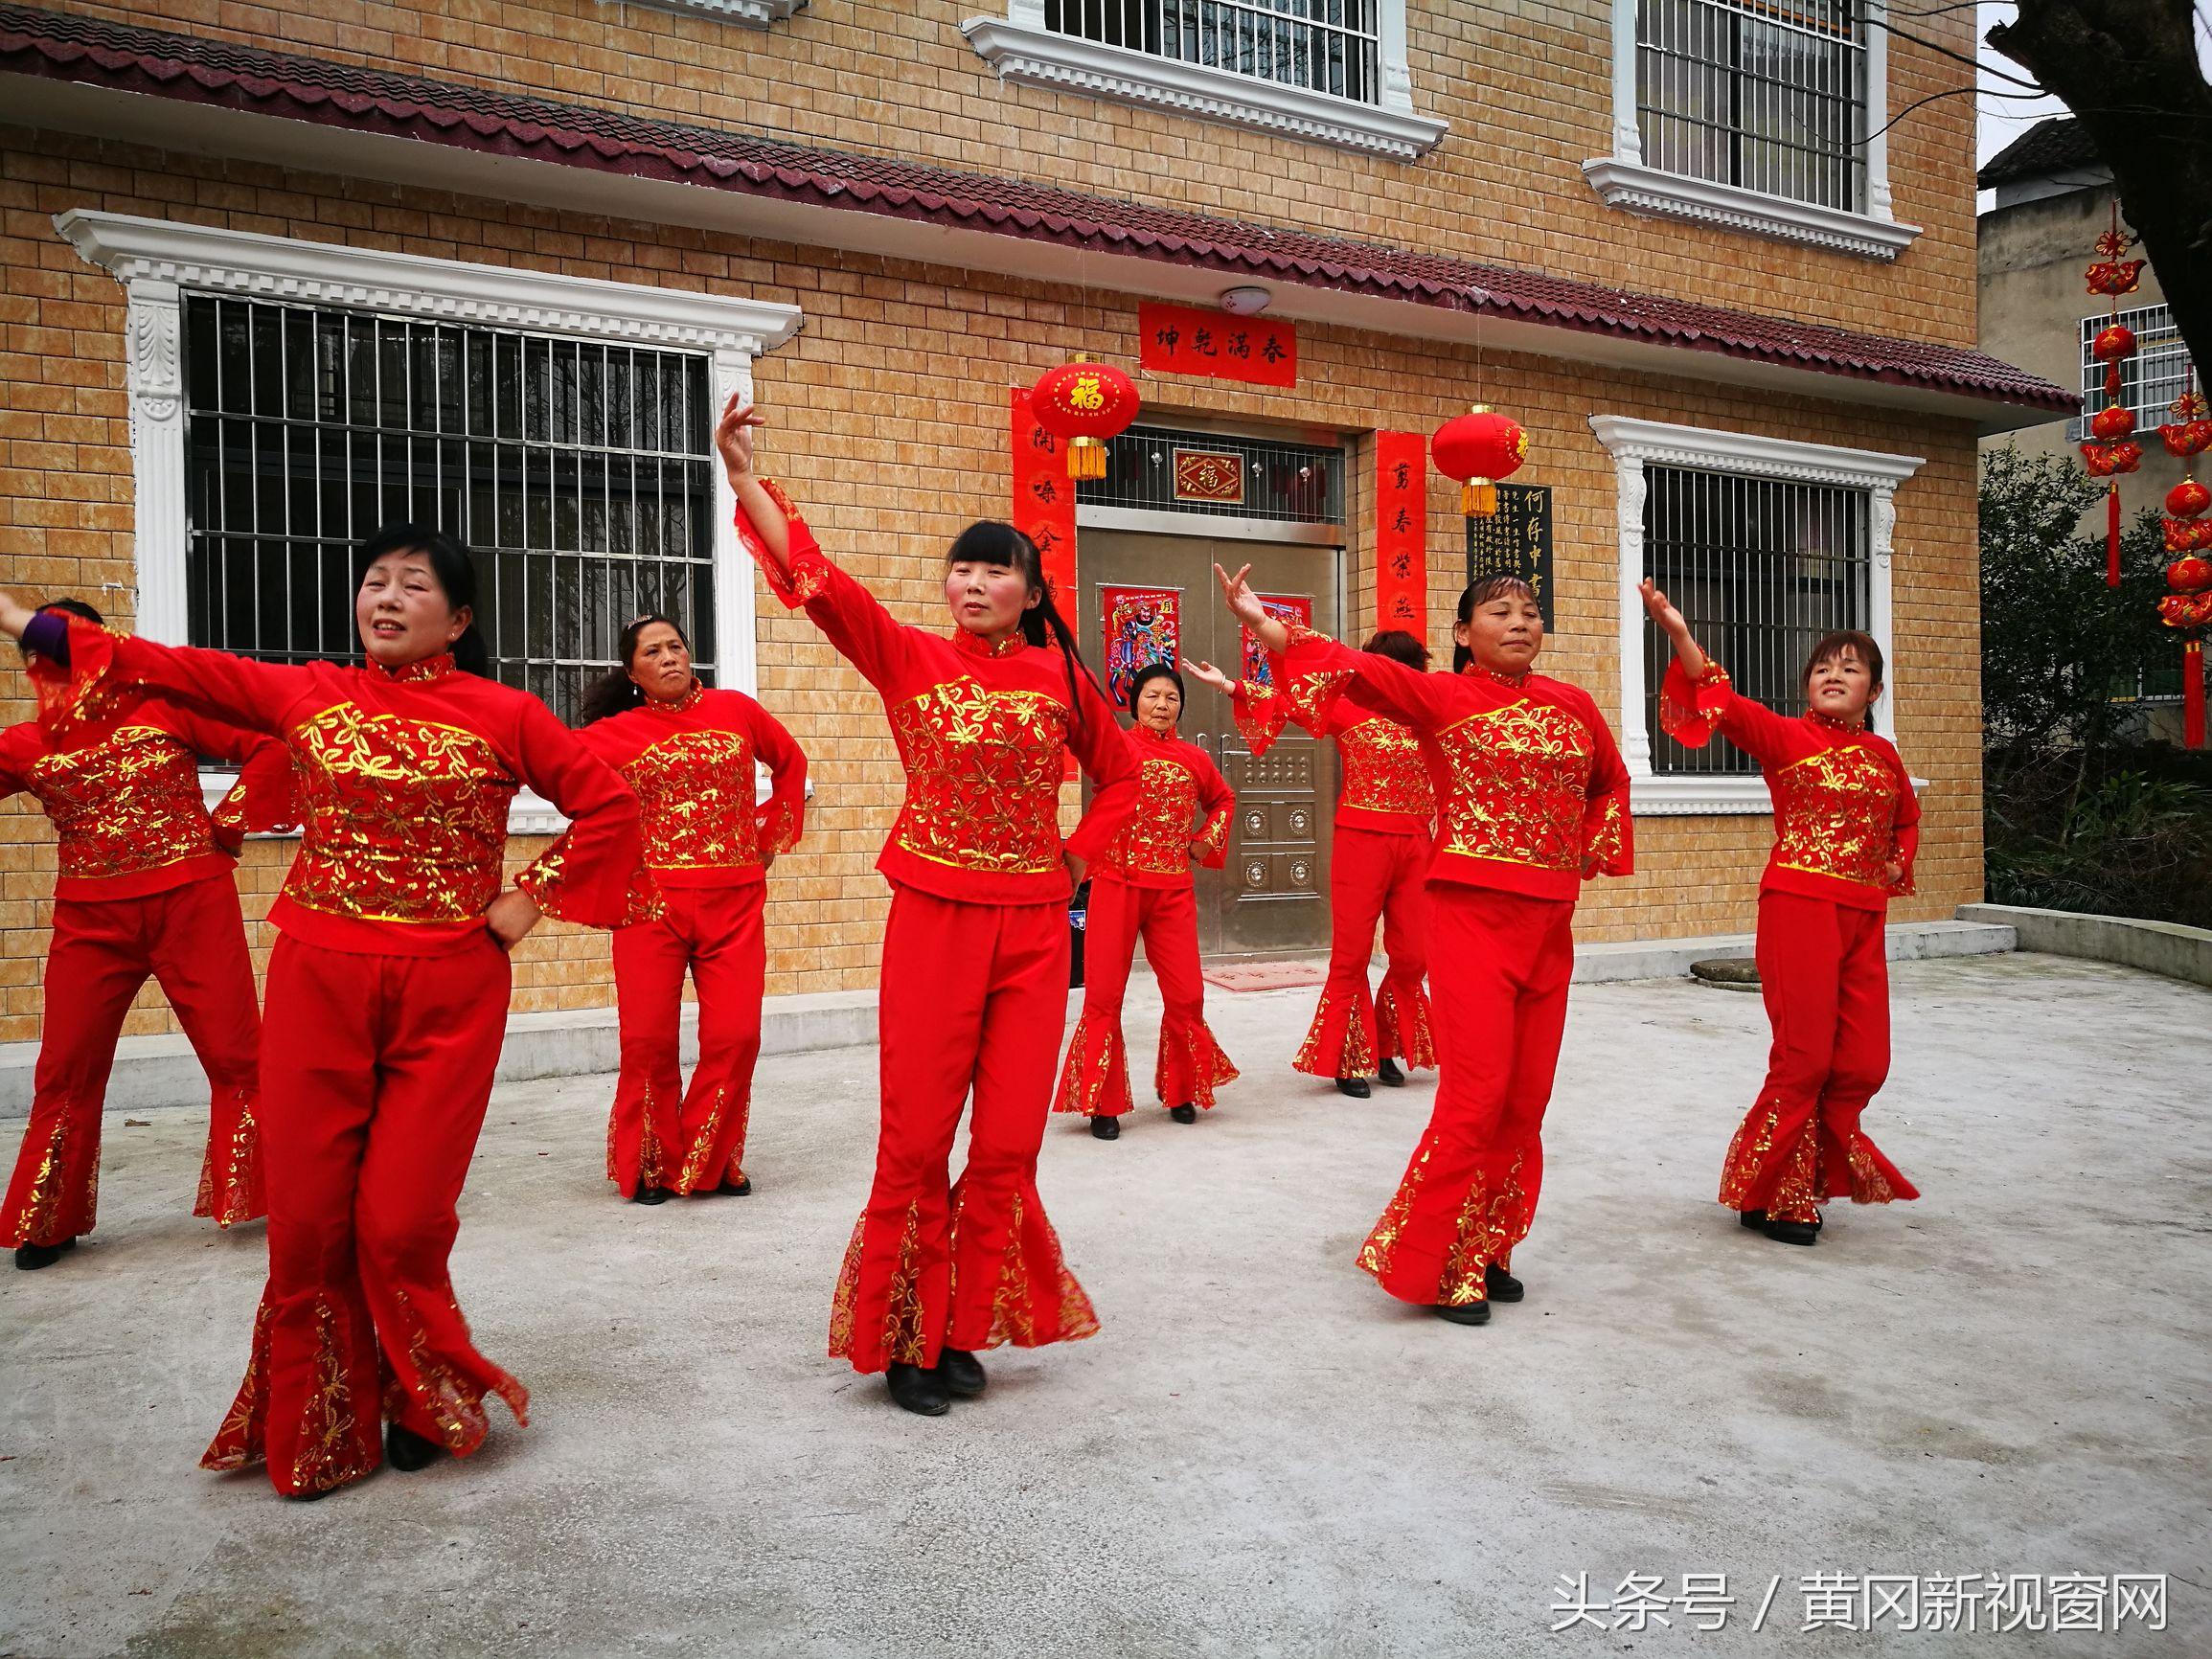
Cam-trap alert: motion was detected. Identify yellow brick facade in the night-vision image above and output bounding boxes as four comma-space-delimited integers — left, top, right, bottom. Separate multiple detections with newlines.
0, 2, 1995, 1042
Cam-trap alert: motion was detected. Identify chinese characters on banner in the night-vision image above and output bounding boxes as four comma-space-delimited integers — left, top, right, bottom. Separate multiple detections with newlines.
1100, 585, 1182, 709
1374, 430, 1426, 636
1139, 302, 1297, 389
1011, 387, 1081, 776
1241, 594, 1313, 691
1466, 483, 1554, 628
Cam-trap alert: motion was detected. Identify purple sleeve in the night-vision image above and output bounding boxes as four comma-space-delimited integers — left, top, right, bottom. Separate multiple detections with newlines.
21, 610, 68, 663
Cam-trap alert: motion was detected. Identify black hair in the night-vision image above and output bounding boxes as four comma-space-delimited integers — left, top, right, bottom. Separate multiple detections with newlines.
1450, 574, 1540, 673
945, 520, 1106, 739
1804, 628, 1884, 691
1127, 660, 1185, 722
355, 523, 489, 676
37, 598, 103, 625
1362, 627, 1430, 671
581, 613, 690, 725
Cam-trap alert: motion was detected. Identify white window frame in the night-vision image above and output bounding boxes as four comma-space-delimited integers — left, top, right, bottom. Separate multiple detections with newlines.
962, 0, 1447, 161
56, 210, 801, 832
628, 0, 806, 24
1581, 0, 1921, 261
2070, 303, 2191, 442
1587, 415, 1923, 815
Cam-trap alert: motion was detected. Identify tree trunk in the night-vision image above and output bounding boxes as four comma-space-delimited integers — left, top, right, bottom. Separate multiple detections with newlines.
1989, 0, 2212, 384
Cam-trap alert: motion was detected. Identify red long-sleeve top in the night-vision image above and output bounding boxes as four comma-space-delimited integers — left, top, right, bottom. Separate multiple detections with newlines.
32, 616, 654, 956
1086, 723, 1234, 891
577, 681, 807, 889
737, 483, 1138, 905
1231, 676, 1434, 837
1, 683, 294, 901
1275, 625, 1631, 900
1659, 660, 1919, 911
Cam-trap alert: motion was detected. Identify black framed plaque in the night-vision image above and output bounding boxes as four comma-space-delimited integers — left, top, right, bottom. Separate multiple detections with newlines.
1464, 483, 1554, 629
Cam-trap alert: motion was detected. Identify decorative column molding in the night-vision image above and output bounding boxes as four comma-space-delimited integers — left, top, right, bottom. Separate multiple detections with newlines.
1608, 0, 1642, 164
1588, 415, 1925, 814
711, 343, 760, 699
1864, 0, 1895, 221
121, 276, 189, 642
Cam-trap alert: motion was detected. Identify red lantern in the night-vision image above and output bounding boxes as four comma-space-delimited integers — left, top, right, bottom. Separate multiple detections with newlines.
2092, 324, 2138, 363
2167, 556, 2212, 594
2090, 405, 2137, 441
1431, 405, 1526, 517
1029, 356, 1140, 480
2167, 479, 2210, 519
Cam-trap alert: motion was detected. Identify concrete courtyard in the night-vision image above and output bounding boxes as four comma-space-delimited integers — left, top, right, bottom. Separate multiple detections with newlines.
2, 950, 2206, 1658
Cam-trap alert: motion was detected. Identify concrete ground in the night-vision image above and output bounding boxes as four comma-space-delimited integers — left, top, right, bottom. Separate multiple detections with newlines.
2, 951, 2206, 1659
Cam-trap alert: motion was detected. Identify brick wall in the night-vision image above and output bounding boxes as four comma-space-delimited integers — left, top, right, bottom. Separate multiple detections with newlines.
57, 0, 1982, 345
0, 127, 1986, 1042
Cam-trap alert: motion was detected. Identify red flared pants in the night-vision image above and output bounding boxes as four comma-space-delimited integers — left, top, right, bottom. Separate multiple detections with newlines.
3, 875, 263, 1247
1718, 891, 1920, 1221
831, 885, 1097, 1375
1054, 875, 1236, 1117
607, 883, 766, 1196
202, 931, 525, 1498
1296, 826, 1434, 1080
1357, 884, 1573, 1307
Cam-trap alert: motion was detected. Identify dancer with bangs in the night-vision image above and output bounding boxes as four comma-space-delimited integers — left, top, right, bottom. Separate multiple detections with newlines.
718, 394, 1138, 1418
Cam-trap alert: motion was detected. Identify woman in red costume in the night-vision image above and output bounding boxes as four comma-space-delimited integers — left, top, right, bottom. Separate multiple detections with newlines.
2, 598, 289, 1270
0, 526, 650, 1497
1219, 564, 1630, 1326
577, 613, 806, 1204
718, 395, 1137, 1418
1196, 628, 1437, 1100
1640, 580, 1921, 1246
1054, 660, 1236, 1140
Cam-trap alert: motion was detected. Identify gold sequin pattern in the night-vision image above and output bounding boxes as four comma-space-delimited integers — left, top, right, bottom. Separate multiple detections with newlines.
26, 723, 216, 882
1432, 701, 1596, 872
1337, 716, 1434, 818
289, 1295, 374, 1496
1112, 754, 1204, 876
1770, 743, 1904, 889
627, 729, 765, 873
886, 680, 1068, 875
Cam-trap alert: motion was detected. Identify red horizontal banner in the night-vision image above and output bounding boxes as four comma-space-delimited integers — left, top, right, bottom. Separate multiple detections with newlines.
1138, 302, 1296, 388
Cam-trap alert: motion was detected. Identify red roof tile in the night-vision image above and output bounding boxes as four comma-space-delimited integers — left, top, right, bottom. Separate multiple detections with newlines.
0, 1, 2073, 413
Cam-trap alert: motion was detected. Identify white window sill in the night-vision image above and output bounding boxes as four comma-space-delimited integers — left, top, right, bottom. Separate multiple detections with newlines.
961, 17, 1447, 160
1631, 774, 1771, 816
626, 0, 805, 24
1581, 157, 1921, 262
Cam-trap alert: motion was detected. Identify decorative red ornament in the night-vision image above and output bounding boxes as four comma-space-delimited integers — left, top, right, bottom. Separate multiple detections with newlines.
2160, 420, 2212, 458
2090, 405, 2137, 441
1431, 405, 1527, 517
2086, 260, 2147, 297
2163, 517, 2212, 554
2080, 440, 2143, 478
2167, 556, 2212, 594
2167, 479, 2210, 520
1028, 356, 1141, 480
2092, 324, 2138, 363
2163, 591, 2212, 627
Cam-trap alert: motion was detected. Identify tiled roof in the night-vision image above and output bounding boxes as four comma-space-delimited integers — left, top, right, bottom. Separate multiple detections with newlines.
1977, 117, 2104, 190
0, 1, 2074, 413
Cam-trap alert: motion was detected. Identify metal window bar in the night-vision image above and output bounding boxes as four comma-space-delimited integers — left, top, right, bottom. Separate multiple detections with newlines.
1636, 0, 1867, 212
1642, 465, 1869, 776
181, 295, 717, 724
1043, 0, 1379, 103
2069, 303, 2194, 441
1076, 424, 1347, 524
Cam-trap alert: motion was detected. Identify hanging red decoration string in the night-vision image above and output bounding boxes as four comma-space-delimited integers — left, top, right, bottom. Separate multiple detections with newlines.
1431, 404, 1526, 517
2079, 208, 2146, 587
2157, 375, 2212, 749
1028, 355, 1140, 481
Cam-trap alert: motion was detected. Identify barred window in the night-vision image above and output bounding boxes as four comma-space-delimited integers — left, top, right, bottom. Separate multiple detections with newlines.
2071, 304, 2191, 441
181, 296, 718, 725
1642, 466, 1869, 775
1045, 0, 1380, 102
1636, 0, 1868, 212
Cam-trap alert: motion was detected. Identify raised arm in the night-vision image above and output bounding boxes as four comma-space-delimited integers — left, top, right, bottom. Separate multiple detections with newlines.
6, 600, 309, 742
1214, 563, 1462, 735
1637, 578, 1797, 765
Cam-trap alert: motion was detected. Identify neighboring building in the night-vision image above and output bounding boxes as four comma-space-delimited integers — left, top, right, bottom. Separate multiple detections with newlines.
0, 0, 2065, 1043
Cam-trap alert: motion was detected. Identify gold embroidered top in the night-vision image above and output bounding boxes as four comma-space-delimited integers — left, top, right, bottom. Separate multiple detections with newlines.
1087, 724, 1235, 888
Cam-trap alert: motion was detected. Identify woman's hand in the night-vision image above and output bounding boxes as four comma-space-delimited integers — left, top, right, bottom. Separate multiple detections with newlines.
485, 888, 543, 952
1882, 859, 1904, 889
1214, 563, 1289, 653
1184, 659, 1239, 698
715, 394, 767, 491
1637, 578, 1708, 679
0, 591, 35, 641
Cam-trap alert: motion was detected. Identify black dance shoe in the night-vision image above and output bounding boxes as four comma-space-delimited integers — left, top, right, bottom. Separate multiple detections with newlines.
14, 1238, 75, 1271
1738, 1208, 1767, 1229
1378, 1057, 1406, 1087
1762, 1216, 1819, 1246
1089, 1114, 1120, 1141
718, 1176, 753, 1196
1335, 1076, 1372, 1100
632, 1182, 670, 1206
385, 1421, 447, 1472
1484, 1262, 1525, 1303
934, 1348, 988, 1398
1169, 1104, 1198, 1124
886, 1363, 949, 1417
1432, 1300, 1492, 1326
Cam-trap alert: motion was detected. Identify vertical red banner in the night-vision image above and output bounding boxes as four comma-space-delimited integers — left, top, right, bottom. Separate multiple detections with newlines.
1374, 430, 1426, 638
1011, 387, 1077, 602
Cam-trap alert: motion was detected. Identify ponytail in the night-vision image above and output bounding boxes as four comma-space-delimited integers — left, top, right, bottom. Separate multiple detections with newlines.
579, 612, 691, 725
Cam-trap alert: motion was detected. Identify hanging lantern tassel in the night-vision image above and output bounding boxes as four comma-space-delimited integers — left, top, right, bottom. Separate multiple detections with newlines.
2183, 638, 2207, 751
1462, 478, 1497, 517
2108, 483, 2123, 587
1066, 437, 1107, 481
1432, 405, 1526, 521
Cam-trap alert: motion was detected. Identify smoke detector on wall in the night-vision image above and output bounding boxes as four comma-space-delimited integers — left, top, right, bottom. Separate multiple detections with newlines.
1217, 285, 1274, 317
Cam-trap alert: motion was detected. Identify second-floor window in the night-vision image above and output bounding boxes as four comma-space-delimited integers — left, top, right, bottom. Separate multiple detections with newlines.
1636, 0, 1868, 212
1047, 0, 1380, 103
2072, 304, 2191, 441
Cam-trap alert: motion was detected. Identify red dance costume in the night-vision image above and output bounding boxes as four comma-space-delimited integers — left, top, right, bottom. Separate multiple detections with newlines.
580, 681, 806, 1196
1053, 722, 1236, 1119
737, 482, 1137, 1375
0, 681, 290, 1248
1273, 626, 1631, 1307
31, 614, 650, 1497
1660, 662, 1922, 1222
1235, 678, 1438, 1079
